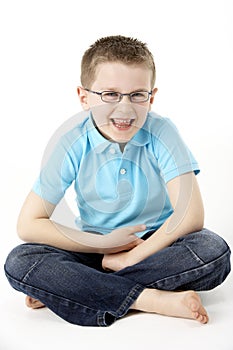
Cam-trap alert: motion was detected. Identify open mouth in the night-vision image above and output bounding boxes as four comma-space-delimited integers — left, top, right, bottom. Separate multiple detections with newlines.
110, 118, 135, 130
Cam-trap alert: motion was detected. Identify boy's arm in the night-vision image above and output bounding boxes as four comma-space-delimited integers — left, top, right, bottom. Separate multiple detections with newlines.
17, 191, 144, 254
102, 171, 204, 270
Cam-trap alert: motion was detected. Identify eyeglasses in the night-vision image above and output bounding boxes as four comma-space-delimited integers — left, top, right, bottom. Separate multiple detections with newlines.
84, 88, 152, 103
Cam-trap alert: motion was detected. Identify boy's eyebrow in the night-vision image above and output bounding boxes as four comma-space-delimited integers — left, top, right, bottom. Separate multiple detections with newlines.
98, 87, 118, 91
98, 87, 150, 92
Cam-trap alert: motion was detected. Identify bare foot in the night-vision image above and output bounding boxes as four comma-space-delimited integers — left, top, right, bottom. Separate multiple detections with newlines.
25, 296, 45, 309
131, 289, 209, 324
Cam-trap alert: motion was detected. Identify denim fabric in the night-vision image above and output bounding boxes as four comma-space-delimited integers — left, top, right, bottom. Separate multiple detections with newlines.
4, 228, 231, 326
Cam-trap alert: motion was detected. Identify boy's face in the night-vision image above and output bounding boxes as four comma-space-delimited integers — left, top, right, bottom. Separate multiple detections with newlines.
78, 62, 157, 143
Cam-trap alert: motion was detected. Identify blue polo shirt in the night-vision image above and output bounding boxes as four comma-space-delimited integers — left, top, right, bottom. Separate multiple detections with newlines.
33, 111, 200, 237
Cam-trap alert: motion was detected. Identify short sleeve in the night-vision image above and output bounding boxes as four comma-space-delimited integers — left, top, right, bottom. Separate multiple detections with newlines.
32, 135, 77, 205
152, 117, 200, 183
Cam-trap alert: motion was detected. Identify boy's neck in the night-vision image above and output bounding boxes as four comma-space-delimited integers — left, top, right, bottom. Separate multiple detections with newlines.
93, 120, 127, 152
119, 142, 127, 152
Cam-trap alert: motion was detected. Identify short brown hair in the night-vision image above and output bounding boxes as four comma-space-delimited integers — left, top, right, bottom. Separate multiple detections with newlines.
80, 35, 156, 89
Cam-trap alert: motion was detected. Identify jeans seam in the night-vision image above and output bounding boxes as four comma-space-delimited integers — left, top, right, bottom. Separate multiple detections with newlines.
147, 248, 231, 289
21, 260, 40, 283
114, 284, 145, 318
96, 311, 116, 326
185, 244, 205, 264
21, 255, 48, 283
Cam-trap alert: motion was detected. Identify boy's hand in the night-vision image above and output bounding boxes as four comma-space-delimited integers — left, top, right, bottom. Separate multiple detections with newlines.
102, 251, 129, 271
103, 224, 146, 254
102, 224, 145, 271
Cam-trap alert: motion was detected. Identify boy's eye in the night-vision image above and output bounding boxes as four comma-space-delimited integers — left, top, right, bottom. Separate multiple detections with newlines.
104, 92, 118, 97
131, 92, 146, 98
102, 91, 120, 101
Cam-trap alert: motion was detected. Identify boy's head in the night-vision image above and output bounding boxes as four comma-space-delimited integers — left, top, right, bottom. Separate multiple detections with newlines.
78, 35, 158, 143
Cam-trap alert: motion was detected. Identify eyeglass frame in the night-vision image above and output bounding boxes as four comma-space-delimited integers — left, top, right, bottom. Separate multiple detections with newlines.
84, 88, 153, 103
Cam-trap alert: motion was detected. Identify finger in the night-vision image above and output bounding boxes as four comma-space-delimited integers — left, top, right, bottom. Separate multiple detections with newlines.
127, 224, 146, 234
126, 237, 145, 248
135, 238, 144, 245
104, 225, 146, 251
128, 238, 143, 246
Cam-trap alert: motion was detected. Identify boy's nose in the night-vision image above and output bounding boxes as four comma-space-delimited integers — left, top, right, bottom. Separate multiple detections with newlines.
119, 94, 131, 104
115, 101, 135, 115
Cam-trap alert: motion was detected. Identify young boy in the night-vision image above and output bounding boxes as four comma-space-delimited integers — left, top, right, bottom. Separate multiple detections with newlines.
4, 35, 231, 326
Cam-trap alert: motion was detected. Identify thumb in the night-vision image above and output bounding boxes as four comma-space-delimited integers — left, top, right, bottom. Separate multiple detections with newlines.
127, 224, 146, 235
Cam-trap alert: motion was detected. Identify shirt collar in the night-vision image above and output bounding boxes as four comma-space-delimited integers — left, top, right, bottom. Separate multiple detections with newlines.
86, 112, 150, 153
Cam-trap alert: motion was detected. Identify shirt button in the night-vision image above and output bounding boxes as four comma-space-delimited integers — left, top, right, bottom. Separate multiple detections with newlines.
109, 148, 116, 154
120, 168, 127, 175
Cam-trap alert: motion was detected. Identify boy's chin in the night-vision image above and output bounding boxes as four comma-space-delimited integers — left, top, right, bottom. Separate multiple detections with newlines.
99, 126, 137, 143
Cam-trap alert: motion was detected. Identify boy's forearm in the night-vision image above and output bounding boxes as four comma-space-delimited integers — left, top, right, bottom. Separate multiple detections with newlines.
127, 210, 204, 265
18, 218, 110, 254
18, 218, 143, 254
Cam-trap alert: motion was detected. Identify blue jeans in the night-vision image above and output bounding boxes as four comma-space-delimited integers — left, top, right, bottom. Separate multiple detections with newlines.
4, 228, 231, 326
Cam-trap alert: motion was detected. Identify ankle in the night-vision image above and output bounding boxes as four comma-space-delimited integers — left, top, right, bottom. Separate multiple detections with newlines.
131, 288, 160, 312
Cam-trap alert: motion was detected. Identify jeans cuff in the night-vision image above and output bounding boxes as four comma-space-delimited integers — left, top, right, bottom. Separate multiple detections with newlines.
97, 284, 144, 326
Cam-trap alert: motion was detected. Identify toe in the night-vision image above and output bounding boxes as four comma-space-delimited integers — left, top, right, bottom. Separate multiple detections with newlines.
192, 311, 199, 319
25, 296, 45, 309
197, 314, 204, 323
25, 296, 33, 307
195, 312, 209, 324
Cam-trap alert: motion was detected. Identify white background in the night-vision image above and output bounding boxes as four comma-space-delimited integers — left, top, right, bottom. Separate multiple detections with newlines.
0, 1, 232, 349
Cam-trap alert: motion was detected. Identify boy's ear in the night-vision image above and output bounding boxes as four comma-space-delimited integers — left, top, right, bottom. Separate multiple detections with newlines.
149, 88, 158, 105
77, 86, 90, 110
